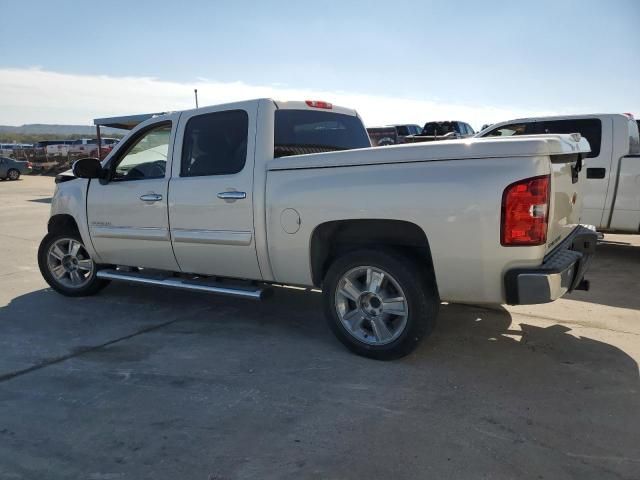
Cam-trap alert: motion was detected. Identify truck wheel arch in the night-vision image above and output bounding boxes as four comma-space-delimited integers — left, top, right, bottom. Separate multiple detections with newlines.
309, 219, 437, 289
48, 214, 80, 236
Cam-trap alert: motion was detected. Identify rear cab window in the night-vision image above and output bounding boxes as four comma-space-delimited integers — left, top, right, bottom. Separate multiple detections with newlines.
274, 110, 371, 158
536, 119, 602, 158
485, 119, 602, 158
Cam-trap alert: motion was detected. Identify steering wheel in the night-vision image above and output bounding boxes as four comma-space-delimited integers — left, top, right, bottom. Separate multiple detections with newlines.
149, 160, 166, 176
127, 160, 166, 179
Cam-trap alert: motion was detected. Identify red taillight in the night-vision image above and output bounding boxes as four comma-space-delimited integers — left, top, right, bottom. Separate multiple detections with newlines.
501, 175, 550, 246
305, 100, 332, 109
27, 162, 32, 168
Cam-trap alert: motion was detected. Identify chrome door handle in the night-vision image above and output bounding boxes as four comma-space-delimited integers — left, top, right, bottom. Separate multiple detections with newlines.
217, 191, 246, 201
139, 193, 163, 202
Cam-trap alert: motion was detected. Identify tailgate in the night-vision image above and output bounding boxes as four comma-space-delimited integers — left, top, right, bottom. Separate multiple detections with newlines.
545, 136, 591, 253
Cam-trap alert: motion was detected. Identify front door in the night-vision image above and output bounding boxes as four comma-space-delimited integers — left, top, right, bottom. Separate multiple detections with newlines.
87, 116, 181, 271
168, 103, 261, 280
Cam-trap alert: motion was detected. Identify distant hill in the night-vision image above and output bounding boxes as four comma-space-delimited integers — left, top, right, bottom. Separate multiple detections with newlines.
0, 124, 126, 143
0, 124, 125, 136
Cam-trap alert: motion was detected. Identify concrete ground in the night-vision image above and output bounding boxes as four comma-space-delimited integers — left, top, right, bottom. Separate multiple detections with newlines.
0, 175, 638, 480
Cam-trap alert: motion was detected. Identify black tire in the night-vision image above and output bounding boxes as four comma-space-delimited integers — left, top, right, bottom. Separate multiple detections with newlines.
323, 248, 439, 360
38, 231, 109, 297
7, 169, 20, 181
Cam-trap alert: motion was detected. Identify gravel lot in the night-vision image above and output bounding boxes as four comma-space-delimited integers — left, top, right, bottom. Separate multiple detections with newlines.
1, 176, 639, 480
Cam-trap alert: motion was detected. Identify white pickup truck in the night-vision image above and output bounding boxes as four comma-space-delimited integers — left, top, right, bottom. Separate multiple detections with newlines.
477, 114, 640, 233
39, 99, 597, 359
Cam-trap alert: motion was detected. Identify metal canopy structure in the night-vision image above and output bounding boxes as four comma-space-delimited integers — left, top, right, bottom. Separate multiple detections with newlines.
93, 112, 169, 130
92, 111, 169, 157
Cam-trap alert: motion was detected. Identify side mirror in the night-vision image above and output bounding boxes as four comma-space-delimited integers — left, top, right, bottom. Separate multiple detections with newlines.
72, 157, 105, 179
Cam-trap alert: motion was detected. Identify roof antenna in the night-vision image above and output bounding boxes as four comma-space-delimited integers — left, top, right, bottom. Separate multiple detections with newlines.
194, 89, 199, 108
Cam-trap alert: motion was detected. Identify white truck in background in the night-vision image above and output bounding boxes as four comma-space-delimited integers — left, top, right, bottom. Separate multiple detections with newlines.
40, 99, 596, 359
477, 114, 640, 233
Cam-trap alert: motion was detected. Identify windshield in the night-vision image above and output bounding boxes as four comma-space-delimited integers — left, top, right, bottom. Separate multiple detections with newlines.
274, 110, 371, 157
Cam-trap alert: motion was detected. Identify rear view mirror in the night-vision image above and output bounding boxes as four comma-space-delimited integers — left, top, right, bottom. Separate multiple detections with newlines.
72, 157, 104, 179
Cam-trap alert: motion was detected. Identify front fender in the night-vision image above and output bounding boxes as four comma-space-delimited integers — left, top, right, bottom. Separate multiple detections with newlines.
50, 178, 103, 263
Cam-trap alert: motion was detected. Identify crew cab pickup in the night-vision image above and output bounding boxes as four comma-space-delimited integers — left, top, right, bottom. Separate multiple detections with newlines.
404, 120, 476, 143
477, 114, 640, 233
39, 99, 596, 359
367, 124, 423, 146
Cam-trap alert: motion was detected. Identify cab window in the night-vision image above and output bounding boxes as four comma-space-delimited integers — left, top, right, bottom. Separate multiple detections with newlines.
536, 119, 602, 158
112, 123, 171, 181
181, 110, 248, 177
485, 123, 532, 137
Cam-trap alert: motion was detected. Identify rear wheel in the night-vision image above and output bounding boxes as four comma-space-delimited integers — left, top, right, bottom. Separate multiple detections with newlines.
7, 169, 20, 180
323, 249, 438, 360
38, 232, 109, 296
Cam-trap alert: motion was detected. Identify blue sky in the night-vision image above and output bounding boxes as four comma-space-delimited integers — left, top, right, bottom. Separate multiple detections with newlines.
1, 0, 639, 127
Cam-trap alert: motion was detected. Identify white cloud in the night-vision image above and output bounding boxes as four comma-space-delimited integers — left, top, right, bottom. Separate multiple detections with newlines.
0, 67, 557, 129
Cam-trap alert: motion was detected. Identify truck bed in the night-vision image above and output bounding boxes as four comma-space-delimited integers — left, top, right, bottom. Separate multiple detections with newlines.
268, 135, 590, 171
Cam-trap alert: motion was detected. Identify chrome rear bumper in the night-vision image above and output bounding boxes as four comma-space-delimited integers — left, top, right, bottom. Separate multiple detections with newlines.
504, 225, 598, 305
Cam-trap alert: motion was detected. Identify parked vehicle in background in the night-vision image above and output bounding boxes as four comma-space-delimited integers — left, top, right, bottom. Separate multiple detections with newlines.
68, 138, 98, 156
69, 137, 120, 158
45, 141, 74, 157
367, 126, 397, 146
477, 114, 640, 233
40, 98, 596, 359
0, 143, 33, 157
394, 124, 423, 136
0, 144, 16, 156
404, 121, 475, 143
31, 141, 70, 170
0, 156, 31, 180
367, 124, 421, 146
95, 138, 120, 159
101, 138, 120, 147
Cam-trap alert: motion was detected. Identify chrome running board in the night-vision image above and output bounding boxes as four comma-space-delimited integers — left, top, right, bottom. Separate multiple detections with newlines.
96, 269, 268, 300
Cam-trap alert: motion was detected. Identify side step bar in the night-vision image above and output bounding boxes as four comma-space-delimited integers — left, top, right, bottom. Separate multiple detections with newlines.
96, 269, 268, 300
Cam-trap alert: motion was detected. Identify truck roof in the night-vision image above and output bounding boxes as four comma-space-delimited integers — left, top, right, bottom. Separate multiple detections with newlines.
484, 113, 633, 126
93, 99, 359, 131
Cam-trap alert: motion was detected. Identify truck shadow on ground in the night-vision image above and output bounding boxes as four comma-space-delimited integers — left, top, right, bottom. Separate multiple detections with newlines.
0, 284, 637, 385
566, 241, 640, 311
0, 286, 638, 478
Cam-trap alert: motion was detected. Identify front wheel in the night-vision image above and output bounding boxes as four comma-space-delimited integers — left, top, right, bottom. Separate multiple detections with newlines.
323, 249, 439, 360
38, 232, 109, 296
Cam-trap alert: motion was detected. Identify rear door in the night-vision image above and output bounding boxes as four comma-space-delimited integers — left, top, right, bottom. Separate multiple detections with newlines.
168, 102, 262, 280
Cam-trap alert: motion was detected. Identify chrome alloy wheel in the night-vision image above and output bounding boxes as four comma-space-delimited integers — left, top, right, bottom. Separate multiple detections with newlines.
8, 169, 19, 180
47, 238, 95, 289
334, 266, 409, 345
